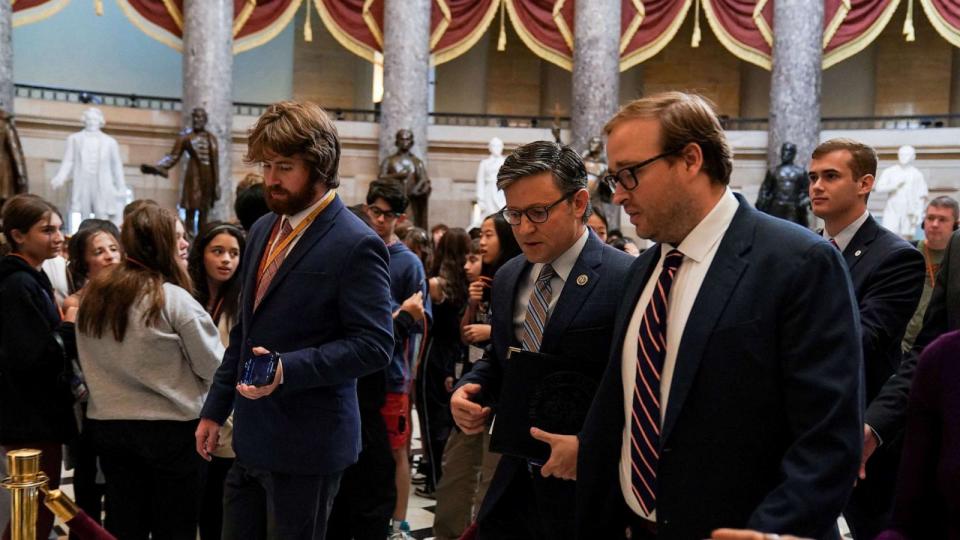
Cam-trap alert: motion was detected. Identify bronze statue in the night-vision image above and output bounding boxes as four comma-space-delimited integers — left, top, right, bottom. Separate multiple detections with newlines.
582, 136, 619, 229
141, 108, 219, 233
0, 110, 29, 198
756, 142, 810, 227
379, 129, 431, 229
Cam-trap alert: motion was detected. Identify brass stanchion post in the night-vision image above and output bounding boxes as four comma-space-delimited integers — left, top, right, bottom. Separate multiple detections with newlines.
0, 449, 48, 540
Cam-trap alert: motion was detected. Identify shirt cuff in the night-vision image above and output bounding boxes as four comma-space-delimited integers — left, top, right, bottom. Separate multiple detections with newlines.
866, 423, 882, 447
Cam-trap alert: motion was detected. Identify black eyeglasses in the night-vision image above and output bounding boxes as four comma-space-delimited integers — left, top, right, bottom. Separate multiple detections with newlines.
367, 206, 400, 220
500, 194, 571, 225
603, 150, 678, 192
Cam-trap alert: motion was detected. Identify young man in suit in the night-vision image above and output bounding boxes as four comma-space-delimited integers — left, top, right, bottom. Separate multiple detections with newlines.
808, 139, 925, 540
195, 101, 395, 540
449, 141, 634, 540
576, 92, 864, 540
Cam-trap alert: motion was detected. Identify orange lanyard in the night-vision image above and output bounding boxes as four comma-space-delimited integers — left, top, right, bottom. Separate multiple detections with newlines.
922, 241, 939, 287
256, 190, 336, 288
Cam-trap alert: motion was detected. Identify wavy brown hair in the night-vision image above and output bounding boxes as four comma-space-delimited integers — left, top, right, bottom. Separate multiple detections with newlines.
78, 205, 192, 341
245, 101, 341, 188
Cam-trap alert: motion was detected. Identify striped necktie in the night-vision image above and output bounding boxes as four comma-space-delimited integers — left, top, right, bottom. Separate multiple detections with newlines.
630, 249, 684, 515
254, 218, 294, 311
520, 264, 556, 352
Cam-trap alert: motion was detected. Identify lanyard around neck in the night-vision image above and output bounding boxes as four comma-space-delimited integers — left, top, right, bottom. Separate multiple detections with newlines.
257, 189, 336, 280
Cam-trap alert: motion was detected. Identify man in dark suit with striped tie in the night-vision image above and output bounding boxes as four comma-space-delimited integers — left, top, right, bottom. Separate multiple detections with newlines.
450, 141, 634, 540
575, 92, 864, 540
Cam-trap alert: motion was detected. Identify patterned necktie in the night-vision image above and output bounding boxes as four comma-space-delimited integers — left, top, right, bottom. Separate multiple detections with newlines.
520, 264, 557, 352
254, 218, 294, 311
630, 249, 684, 515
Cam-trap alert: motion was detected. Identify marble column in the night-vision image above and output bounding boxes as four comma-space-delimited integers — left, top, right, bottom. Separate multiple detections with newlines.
379, 0, 431, 162
0, 1, 13, 114
571, 0, 621, 152
182, 0, 233, 220
768, 0, 823, 169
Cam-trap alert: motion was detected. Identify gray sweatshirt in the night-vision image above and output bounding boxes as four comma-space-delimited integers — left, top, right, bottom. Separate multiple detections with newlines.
78, 282, 225, 421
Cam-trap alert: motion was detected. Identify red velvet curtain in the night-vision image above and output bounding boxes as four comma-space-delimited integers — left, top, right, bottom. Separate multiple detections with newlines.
316, 0, 499, 65
919, 0, 960, 47
116, 0, 301, 52
703, 0, 900, 69
12, 0, 70, 27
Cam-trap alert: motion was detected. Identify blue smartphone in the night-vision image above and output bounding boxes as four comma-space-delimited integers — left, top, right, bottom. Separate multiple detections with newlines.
240, 351, 280, 387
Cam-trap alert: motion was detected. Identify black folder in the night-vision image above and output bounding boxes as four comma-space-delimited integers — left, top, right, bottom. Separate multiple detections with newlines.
489, 347, 602, 462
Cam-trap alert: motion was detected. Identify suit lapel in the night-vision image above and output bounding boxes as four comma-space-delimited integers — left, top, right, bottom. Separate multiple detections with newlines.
661, 201, 754, 444
843, 215, 879, 273
251, 197, 344, 319
539, 233, 603, 350
492, 257, 527, 353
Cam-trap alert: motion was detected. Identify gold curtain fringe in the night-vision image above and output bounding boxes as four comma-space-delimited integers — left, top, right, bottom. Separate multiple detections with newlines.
691, 0, 702, 47
497, 0, 507, 51
903, 0, 916, 41
304, 0, 314, 42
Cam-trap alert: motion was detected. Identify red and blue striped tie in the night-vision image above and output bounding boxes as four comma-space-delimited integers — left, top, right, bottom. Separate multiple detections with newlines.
630, 249, 684, 515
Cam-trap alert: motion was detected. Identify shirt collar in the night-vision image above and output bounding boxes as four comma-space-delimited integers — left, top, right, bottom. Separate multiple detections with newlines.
283, 189, 334, 229
537, 226, 589, 283
665, 188, 739, 263
822, 209, 870, 252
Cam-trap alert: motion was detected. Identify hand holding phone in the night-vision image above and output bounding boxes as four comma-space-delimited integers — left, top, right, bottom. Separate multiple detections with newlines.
237, 347, 283, 400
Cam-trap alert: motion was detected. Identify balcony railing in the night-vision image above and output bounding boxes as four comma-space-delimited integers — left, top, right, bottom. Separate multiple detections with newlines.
15, 84, 960, 131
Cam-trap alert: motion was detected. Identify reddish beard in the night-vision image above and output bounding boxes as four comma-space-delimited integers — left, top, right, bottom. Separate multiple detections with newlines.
266, 182, 318, 215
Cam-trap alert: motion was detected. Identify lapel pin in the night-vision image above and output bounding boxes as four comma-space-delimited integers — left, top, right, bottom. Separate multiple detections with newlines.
576, 274, 589, 286
855, 250, 862, 257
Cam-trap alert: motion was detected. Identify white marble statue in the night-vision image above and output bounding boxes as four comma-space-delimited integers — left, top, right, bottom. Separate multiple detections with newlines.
474, 137, 506, 225
875, 145, 928, 238
51, 108, 127, 228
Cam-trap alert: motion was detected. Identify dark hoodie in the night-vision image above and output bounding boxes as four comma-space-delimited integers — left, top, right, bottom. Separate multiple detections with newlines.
0, 254, 77, 444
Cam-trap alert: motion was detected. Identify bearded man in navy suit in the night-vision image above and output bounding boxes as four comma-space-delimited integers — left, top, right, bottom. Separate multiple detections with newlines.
196, 101, 394, 540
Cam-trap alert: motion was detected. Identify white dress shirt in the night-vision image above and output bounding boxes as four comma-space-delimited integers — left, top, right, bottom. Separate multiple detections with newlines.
512, 227, 590, 341
822, 209, 870, 252
619, 189, 739, 520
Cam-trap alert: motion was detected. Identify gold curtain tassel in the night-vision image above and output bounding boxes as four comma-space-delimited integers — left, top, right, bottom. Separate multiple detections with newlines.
95, 0, 104, 16
497, 0, 507, 51
903, 0, 916, 42
691, 0, 702, 47
304, 0, 314, 42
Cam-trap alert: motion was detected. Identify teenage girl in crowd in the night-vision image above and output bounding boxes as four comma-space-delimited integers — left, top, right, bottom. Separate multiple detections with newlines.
63, 218, 123, 533
417, 228, 472, 496
77, 205, 223, 540
187, 221, 245, 540
0, 194, 76, 540
431, 212, 522, 540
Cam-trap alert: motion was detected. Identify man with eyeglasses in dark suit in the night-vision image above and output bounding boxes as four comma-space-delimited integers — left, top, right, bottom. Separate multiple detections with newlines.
450, 141, 633, 540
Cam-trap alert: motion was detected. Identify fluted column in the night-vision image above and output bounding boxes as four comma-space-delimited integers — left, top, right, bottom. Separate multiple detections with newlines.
0, 1, 14, 114
182, 0, 234, 219
571, 0, 621, 152
768, 0, 823, 169
379, 0, 431, 162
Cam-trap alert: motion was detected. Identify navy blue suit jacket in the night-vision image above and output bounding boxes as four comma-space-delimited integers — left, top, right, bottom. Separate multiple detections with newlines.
200, 195, 394, 475
457, 230, 634, 520
576, 196, 864, 540
841, 216, 924, 438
